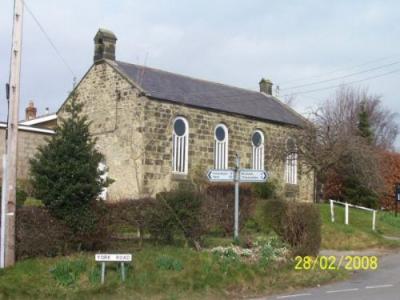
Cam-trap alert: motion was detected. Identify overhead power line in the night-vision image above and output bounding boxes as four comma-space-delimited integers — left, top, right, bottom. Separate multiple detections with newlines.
281, 60, 400, 91
279, 55, 399, 85
281, 67, 400, 97
22, 0, 76, 79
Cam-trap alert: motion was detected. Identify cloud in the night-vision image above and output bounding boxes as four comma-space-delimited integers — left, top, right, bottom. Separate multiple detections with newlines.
0, 0, 399, 148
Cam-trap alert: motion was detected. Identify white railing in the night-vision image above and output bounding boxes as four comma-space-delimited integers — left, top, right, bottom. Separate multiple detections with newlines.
329, 199, 376, 231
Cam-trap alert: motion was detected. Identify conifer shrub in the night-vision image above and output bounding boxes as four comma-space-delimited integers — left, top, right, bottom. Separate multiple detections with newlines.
29, 93, 112, 249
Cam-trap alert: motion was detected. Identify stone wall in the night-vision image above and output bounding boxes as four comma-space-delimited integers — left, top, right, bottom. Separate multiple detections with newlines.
141, 98, 315, 202
58, 62, 145, 200
0, 127, 53, 180
61, 60, 315, 202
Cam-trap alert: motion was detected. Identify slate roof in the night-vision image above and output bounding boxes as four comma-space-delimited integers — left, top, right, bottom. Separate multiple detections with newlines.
113, 61, 305, 127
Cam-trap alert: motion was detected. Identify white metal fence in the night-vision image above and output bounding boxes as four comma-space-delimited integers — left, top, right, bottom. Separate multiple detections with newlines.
329, 199, 376, 231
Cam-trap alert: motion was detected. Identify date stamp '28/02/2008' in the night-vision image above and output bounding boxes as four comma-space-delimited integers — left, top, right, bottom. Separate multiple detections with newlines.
294, 255, 378, 271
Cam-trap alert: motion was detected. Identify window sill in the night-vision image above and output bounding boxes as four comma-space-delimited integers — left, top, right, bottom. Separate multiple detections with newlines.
171, 173, 189, 181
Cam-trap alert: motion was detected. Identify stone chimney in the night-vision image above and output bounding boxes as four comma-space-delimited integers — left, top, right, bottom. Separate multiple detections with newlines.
94, 28, 117, 62
25, 100, 37, 120
259, 78, 273, 95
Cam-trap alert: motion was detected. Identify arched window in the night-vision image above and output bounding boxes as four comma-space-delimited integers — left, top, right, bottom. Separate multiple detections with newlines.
172, 117, 189, 174
285, 138, 298, 184
214, 124, 228, 169
252, 130, 264, 170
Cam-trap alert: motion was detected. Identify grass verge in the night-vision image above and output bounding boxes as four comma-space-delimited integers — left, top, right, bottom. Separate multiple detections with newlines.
319, 203, 400, 250
0, 244, 348, 300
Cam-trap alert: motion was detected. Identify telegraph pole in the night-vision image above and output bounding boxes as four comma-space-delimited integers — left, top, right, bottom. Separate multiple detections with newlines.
234, 154, 240, 240
1, 0, 24, 268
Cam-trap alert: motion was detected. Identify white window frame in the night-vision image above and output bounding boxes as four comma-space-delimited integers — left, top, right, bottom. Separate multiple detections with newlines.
214, 124, 229, 169
252, 130, 265, 170
285, 138, 298, 185
172, 116, 189, 174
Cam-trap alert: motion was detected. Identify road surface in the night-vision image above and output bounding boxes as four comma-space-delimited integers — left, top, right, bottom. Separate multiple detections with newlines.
261, 250, 400, 300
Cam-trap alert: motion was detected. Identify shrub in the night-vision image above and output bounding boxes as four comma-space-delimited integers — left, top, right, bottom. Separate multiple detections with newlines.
72, 201, 110, 251
260, 200, 321, 256
201, 183, 255, 236
146, 182, 204, 246
16, 207, 74, 259
342, 176, 379, 209
29, 93, 112, 236
260, 199, 287, 236
16, 205, 109, 260
106, 198, 157, 243
284, 203, 321, 256
252, 179, 278, 200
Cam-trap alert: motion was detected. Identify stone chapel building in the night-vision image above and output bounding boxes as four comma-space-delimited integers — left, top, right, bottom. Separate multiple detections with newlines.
58, 29, 315, 201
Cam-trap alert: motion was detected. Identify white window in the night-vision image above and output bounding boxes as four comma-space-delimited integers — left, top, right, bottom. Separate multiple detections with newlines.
285, 138, 298, 184
252, 130, 264, 170
98, 161, 108, 200
214, 124, 228, 169
172, 117, 189, 174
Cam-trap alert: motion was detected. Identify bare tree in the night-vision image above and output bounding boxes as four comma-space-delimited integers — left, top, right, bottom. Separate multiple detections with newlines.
282, 86, 396, 202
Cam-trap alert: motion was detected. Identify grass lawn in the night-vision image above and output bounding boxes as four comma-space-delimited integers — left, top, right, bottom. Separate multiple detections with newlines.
0, 244, 347, 300
319, 203, 400, 250
4, 202, 399, 299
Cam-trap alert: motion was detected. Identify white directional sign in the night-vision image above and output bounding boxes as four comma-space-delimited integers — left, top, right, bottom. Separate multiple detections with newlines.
95, 254, 132, 262
207, 158, 269, 241
239, 169, 268, 182
207, 169, 235, 182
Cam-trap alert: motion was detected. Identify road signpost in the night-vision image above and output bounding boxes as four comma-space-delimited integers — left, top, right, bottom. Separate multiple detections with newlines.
395, 184, 400, 217
95, 253, 132, 284
207, 154, 268, 239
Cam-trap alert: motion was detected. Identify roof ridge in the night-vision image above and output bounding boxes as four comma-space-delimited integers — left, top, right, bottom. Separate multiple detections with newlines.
115, 60, 262, 96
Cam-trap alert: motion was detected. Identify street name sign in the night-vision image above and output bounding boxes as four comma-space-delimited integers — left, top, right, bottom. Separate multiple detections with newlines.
95, 254, 132, 262
239, 169, 268, 182
207, 169, 235, 182
95, 253, 132, 284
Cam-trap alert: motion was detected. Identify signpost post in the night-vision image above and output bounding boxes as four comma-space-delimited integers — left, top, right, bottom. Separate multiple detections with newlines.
395, 184, 400, 217
207, 153, 268, 240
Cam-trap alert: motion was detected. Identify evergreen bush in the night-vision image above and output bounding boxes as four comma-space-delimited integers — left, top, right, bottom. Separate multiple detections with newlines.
29, 93, 112, 246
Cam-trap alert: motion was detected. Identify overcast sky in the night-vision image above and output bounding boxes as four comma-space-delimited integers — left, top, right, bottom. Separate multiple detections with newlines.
1, 0, 399, 147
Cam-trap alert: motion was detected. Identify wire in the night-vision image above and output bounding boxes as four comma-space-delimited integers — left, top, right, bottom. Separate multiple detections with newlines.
281, 68, 400, 97
281, 60, 400, 91
279, 55, 399, 85
22, 0, 76, 78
